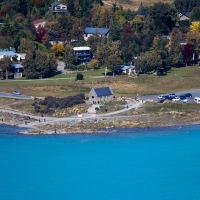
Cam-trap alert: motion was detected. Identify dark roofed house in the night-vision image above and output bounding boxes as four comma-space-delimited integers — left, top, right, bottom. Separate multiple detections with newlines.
84, 27, 110, 41
179, 12, 191, 21
89, 86, 114, 103
49, 1, 67, 13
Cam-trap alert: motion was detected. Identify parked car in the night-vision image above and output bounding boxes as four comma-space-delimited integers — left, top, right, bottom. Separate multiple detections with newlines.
197, 99, 200, 104
183, 93, 192, 97
13, 91, 21, 95
183, 99, 189, 103
172, 96, 180, 101
158, 95, 166, 99
168, 93, 176, 98
157, 99, 165, 103
179, 95, 186, 100
194, 97, 200, 102
164, 96, 173, 101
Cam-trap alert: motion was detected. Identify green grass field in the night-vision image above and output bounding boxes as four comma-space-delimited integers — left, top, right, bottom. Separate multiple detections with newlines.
0, 66, 199, 98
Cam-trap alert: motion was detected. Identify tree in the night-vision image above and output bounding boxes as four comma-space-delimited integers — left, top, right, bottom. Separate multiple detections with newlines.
106, 54, 122, 76
182, 43, 195, 66
187, 30, 200, 57
148, 3, 177, 34
190, 7, 200, 23
76, 72, 83, 80
23, 50, 55, 79
36, 25, 47, 44
64, 44, 77, 68
89, 59, 99, 69
51, 43, 65, 60
18, 38, 36, 53
190, 21, 200, 32
0, 56, 12, 79
137, 2, 147, 17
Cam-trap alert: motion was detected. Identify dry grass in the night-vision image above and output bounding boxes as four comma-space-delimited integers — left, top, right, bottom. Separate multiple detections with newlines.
103, 0, 174, 10
0, 66, 199, 98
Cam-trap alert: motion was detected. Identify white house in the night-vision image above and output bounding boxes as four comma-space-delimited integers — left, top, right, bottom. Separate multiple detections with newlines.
0, 51, 26, 61
49, 1, 67, 13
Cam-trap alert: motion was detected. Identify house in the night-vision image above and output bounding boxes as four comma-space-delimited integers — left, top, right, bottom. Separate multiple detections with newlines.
11, 64, 23, 78
73, 46, 93, 63
49, 1, 67, 13
180, 40, 187, 45
0, 51, 18, 60
0, 47, 16, 52
84, 27, 110, 41
118, 65, 134, 75
89, 86, 114, 103
0, 51, 25, 61
32, 19, 45, 29
178, 12, 191, 21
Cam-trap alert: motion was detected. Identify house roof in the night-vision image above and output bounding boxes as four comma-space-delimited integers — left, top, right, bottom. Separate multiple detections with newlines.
179, 12, 191, 18
84, 27, 110, 35
0, 51, 17, 57
11, 64, 23, 69
50, 1, 67, 6
73, 47, 91, 51
93, 87, 113, 97
0, 47, 16, 52
32, 19, 45, 25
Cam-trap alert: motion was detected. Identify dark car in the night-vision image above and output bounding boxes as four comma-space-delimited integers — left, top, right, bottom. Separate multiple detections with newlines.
179, 95, 186, 100
183, 93, 192, 97
164, 96, 173, 100
157, 99, 165, 103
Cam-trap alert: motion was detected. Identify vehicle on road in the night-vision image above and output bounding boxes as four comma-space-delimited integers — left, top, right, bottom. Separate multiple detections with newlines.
13, 91, 21, 95
194, 97, 200, 102
183, 99, 189, 103
157, 99, 165, 103
164, 96, 173, 101
158, 95, 166, 99
197, 99, 200, 104
179, 95, 186, 100
172, 96, 180, 101
183, 93, 192, 97
168, 93, 176, 98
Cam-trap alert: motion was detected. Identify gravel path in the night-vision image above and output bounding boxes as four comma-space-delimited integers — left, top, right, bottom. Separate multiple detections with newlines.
0, 100, 144, 129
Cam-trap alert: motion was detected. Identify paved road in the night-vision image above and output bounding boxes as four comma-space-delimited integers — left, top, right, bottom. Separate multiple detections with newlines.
0, 76, 105, 82
0, 92, 31, 100
138, 89, 200, 103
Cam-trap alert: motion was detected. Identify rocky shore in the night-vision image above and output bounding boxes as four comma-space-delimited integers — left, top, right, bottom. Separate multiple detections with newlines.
1, 109, 200, 135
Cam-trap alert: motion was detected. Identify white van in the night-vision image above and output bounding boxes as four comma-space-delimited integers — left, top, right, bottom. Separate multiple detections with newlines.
197, 99, 200, 104
194, 97, 200, 103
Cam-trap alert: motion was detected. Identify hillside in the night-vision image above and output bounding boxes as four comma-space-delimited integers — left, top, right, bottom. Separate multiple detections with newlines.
103, 0, 174, 10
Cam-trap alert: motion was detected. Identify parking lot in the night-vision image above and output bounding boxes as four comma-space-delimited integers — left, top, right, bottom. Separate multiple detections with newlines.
139, 89, 200, 103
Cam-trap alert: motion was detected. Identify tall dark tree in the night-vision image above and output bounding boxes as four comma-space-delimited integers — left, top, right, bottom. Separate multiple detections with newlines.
148, 3, 177, 34
0, 56, 12, 79
190, 7, 200, 23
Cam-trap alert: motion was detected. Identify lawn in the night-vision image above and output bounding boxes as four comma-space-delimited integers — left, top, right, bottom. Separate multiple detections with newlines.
0, 66, 199, 98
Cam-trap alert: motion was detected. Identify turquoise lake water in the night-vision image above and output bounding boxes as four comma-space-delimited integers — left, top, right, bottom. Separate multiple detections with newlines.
1, 125, 200, 200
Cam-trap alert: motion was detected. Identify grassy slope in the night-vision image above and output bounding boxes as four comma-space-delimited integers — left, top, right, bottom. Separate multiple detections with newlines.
0, 66, 199, 98
103, 0, 174, 10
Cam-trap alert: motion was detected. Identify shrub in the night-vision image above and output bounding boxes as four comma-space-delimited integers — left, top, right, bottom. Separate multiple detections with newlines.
76, 73, 83, 80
